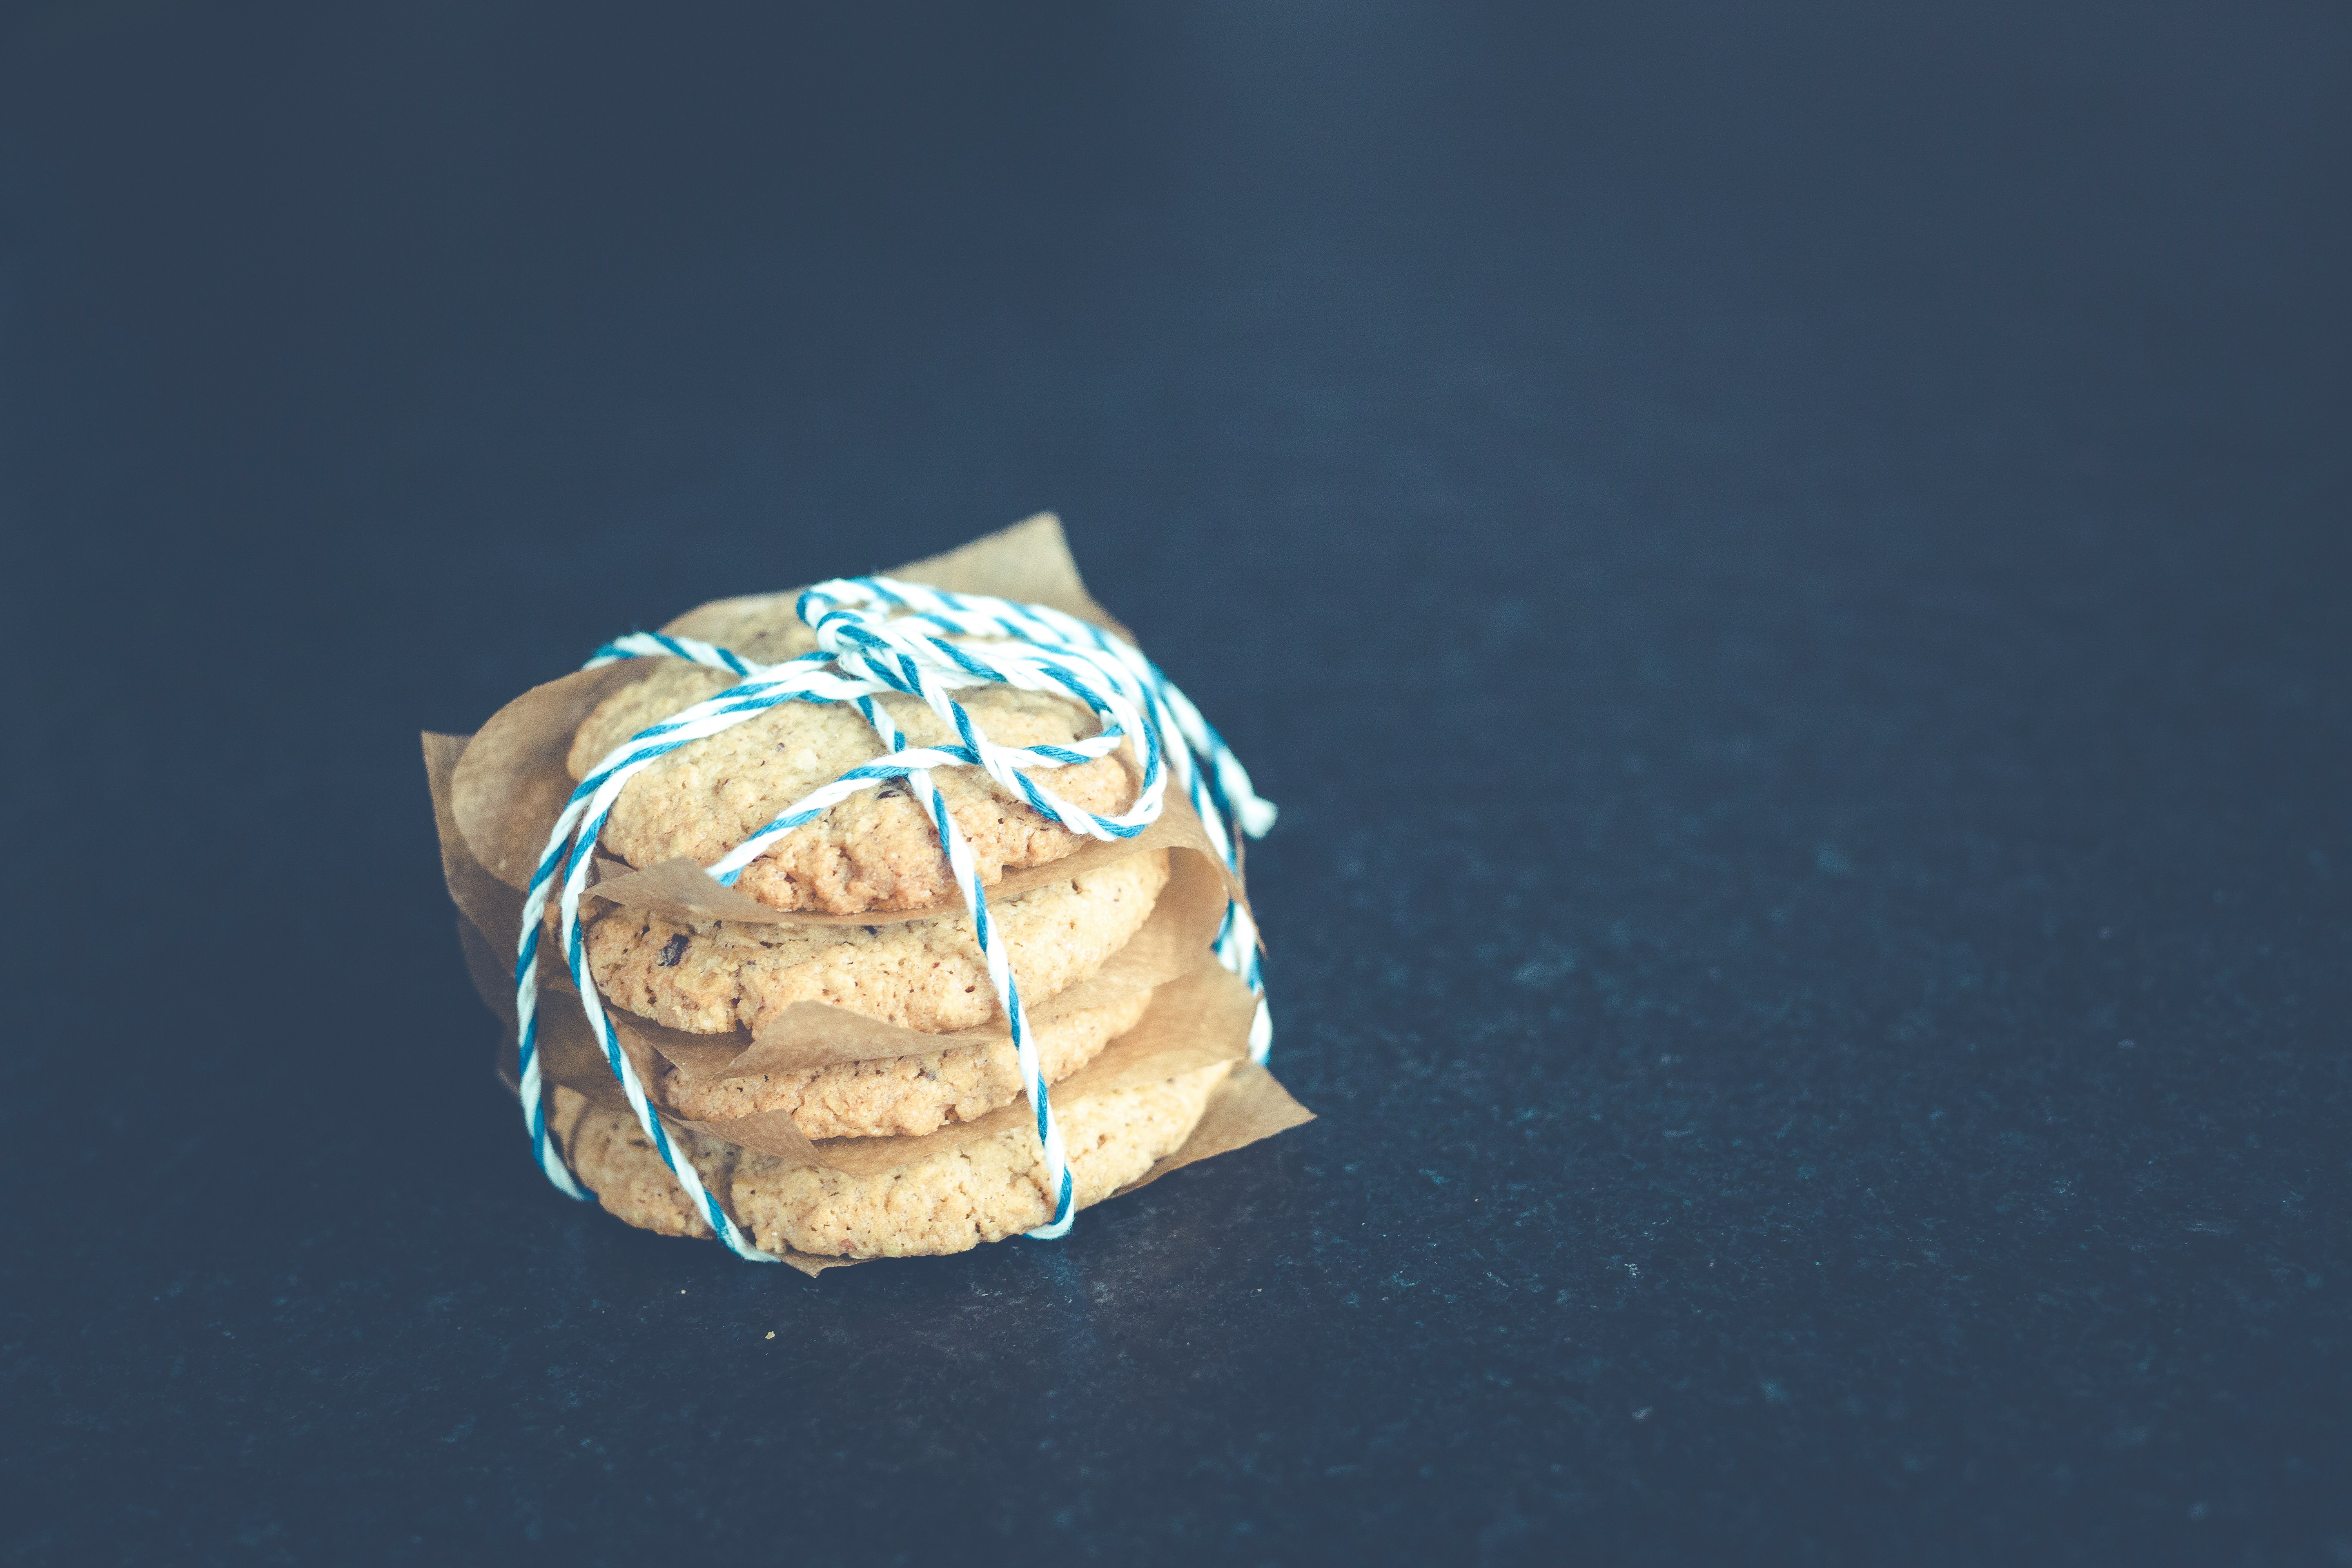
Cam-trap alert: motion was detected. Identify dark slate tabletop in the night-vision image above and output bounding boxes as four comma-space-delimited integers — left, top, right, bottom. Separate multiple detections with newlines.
4, 4, 2347, 1563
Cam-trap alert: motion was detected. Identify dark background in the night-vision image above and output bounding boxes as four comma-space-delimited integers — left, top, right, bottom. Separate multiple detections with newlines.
2, 2, 2347, 1562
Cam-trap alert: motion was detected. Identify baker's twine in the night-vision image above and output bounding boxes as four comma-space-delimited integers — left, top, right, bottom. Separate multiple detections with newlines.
512, 577, 1275, 1262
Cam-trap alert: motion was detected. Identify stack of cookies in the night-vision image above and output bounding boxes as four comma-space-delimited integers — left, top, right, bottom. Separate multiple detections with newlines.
425, 517, 1310, 1274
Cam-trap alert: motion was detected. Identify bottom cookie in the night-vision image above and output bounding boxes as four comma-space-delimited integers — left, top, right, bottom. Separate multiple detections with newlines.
552, 1058, 1231, 1260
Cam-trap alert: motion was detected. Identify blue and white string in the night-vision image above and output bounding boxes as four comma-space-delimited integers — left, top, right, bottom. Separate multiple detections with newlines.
513, 577, 1275, 1262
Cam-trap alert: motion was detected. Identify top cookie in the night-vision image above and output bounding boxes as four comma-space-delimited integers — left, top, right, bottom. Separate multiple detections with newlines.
568, 658, 1135, 915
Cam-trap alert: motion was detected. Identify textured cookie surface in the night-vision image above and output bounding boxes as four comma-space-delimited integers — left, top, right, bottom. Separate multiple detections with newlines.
661, 987, 1153, 1139
568, 660, 1135, 915
587, 849, 1169, 1035
556, 1088, 742, 1239
558, 1062, 1230, 1255
738, 1060, 1230, 1258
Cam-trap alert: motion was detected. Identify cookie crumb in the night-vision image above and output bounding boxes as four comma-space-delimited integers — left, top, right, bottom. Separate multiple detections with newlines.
765, 1331, 775, 1339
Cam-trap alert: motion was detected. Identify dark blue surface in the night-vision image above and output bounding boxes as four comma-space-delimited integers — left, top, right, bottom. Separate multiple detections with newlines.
3, 4, 2348, 1563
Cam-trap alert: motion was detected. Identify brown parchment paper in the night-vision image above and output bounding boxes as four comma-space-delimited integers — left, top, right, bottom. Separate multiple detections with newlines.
425, 732, 525, 946
450, 662, 655, 892
427, 731, 601, 953
430, 513, 1315, 1268
1114, 1063, 1315, 1196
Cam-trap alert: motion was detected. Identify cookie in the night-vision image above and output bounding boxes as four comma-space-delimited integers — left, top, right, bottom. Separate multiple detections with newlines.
568, 659, 1136, 915
660, 987, 1154, 1139
742, 1060, 1231, 1258
555, 1090, 743, 1240
586, 849, 1170, 1035
553, 1059, 1231, 1257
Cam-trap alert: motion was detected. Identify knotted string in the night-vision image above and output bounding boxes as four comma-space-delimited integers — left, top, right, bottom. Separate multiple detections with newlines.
513, 577, 1275, 1262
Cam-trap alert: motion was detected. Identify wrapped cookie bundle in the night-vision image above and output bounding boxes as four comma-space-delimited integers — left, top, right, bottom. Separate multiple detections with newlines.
423, 517, 1311, 1274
